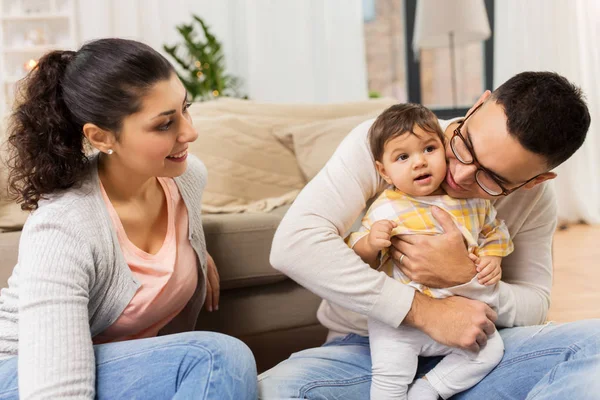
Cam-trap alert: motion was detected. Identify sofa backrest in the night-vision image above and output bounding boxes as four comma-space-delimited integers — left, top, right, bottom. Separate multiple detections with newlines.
0, 97, 398, 231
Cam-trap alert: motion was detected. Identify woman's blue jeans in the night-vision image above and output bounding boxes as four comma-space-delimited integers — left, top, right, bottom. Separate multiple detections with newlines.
0, 331, 257, 399
258, 319, 600, 399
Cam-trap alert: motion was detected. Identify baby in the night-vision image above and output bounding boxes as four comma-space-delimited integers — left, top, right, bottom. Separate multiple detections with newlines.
347, 103, 513, 400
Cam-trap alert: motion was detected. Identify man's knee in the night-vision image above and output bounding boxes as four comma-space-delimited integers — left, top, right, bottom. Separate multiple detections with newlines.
258, 366, 302, 399
258, 357, 372, 400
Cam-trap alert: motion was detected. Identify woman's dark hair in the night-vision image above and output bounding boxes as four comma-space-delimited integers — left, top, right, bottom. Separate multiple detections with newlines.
490, 71, 590, 169
369, 103, 445, 162
6, 38, 174, 210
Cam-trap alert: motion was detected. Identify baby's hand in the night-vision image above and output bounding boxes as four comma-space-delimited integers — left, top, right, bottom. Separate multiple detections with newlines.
368, 220, 398, 252
472, 255, 502, 286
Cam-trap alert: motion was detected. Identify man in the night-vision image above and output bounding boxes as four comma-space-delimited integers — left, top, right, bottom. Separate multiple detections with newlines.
258, 72, 599, 399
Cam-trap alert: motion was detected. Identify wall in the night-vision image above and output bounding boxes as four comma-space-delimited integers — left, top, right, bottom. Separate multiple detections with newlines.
77, 0, 369, 103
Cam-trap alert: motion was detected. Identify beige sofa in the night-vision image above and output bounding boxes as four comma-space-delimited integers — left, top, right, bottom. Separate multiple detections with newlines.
0, 97, 398, 372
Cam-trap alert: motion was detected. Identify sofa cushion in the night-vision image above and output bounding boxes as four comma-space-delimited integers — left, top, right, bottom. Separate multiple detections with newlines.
195, 279, 328, 372
276, 113, 380, 181
203, 205, 290, 290
196, 279, 323, 337
0, 231, 20, 289
0, 202, 29, 233
0, 126, 30, 233
0, 204, 288, 291
186, 98, 399, 214
271, 99, 397, 181
188, 114, 305, 214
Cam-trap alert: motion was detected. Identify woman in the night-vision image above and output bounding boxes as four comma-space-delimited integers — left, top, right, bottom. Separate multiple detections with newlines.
0, 38, 257, 399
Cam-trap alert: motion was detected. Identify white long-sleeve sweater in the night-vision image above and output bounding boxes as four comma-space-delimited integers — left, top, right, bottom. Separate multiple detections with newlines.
270, 117, 556, 337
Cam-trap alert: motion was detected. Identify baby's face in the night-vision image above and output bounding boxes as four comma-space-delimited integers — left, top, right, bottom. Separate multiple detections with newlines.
376, 125, 447, 196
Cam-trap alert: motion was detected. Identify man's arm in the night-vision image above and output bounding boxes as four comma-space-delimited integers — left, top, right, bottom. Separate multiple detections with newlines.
353, 236, 380, 267
495, 183, 556, 327
270, 119, 496, 352
391, 183, 556, 328
270, 119, 415, 328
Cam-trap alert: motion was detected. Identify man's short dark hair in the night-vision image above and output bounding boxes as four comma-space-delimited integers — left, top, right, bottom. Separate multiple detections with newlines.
369, 103, 444, 162
491, 71, 590, 169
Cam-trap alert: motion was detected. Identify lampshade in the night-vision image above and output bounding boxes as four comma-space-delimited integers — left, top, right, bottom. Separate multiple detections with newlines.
412, 0, 491, 54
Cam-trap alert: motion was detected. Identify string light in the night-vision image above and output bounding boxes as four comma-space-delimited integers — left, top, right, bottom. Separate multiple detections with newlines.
24, 59, 38, 71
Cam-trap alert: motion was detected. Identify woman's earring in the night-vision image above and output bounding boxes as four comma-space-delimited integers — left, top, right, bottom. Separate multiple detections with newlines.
107, 149, 114, 155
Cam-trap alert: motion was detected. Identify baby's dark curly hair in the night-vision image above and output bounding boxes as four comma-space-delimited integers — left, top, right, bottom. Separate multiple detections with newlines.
6, 38, 174, 210
369, 103, 445, 162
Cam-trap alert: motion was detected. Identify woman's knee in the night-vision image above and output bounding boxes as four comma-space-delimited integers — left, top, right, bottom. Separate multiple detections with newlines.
176, 331, 256, 369
176, 331, 257, 396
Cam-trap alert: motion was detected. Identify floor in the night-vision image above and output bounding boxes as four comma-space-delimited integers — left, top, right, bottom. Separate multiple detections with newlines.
547, 223, 600, 323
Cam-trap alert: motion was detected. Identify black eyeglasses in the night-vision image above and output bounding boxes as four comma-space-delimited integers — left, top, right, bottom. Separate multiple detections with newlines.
450, 104, 539, 196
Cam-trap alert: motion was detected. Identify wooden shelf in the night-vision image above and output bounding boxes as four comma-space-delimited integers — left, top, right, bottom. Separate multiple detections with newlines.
1, 45, 60, 53
0, 0, 77, 115
1, 13, 70, 21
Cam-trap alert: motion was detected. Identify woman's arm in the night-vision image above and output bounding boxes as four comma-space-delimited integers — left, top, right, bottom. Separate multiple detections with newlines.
18, 213, 96, 399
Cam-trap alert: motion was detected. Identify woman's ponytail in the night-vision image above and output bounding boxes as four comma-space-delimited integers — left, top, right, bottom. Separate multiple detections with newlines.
6, 39, 174, 210
7, 50, 88, 211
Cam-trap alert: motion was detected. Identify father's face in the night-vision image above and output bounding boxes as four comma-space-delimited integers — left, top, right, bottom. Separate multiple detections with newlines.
441, 91, 556, 200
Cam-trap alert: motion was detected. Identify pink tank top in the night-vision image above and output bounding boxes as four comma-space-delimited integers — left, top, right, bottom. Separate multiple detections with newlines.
94, 177, 198, 344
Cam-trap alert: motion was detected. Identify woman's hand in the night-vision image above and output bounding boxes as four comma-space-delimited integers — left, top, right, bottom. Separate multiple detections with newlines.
389, 206, 476, 288
204, 252, 220, 312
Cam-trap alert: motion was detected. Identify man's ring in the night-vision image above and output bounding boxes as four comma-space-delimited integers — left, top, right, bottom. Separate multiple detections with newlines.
399, 254, 405, 264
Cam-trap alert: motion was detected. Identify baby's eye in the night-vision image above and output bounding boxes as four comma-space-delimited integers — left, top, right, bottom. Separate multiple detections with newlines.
424, 146, 436, 153
397, 154, 409, 161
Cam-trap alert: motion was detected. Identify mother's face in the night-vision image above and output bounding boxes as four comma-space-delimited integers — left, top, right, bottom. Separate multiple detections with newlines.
111, 73, 198, 180
441, 92, 556, 200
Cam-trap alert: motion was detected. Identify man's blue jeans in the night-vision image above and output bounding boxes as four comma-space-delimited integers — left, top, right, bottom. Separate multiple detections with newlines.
258, 320, 600, 399
0, 331, 258, 399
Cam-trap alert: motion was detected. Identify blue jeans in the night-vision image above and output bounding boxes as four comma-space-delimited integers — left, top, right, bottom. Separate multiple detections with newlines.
258, 320, 600, 399
0, 331, 257, 399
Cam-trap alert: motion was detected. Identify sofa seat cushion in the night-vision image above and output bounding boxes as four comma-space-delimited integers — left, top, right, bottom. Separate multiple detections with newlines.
0, 231, 20, 289
0, 205, 288, 292
203, 205, 289, 290
196, 279, 323, 337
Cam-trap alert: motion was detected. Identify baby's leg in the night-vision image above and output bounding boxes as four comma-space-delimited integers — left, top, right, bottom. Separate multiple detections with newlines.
421, 332, 505, 399
368, 317, 428, 400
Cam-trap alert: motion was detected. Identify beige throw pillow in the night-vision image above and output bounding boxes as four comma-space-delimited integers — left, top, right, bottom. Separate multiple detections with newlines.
188, 114, 305, 213
276, 113, 381, 181
191, 97, 399, 151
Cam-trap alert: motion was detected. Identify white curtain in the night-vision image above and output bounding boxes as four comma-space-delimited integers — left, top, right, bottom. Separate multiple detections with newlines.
494, 0, 600, 224
76, 0, 369, 103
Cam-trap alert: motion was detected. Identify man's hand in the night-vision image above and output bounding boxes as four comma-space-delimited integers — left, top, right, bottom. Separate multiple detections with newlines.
204, 252, 220, 312
367, 220, 398, 252
469, 254, 503, 286
390, 206, 476, 288
404, 292, 497, 352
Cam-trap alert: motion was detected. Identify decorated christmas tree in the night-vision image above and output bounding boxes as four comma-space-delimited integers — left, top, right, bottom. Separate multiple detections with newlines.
164, 15, 244, 101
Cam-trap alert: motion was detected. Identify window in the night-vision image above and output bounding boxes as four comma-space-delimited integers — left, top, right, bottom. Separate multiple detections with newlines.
363, 0, 408, 103
363, 0, 495, 118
